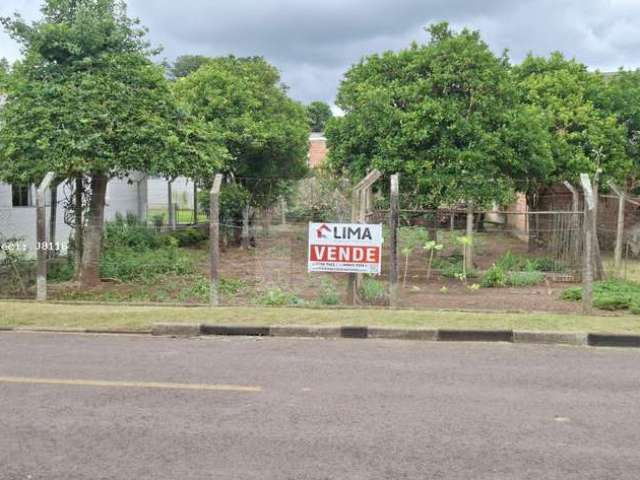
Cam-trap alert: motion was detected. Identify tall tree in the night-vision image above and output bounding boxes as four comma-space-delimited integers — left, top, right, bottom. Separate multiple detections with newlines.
513, 53, 632, 202
593, 69, 640, 189
174, 56, 309, 212
307, 101, 333, 132
0, 0, 227, 286
326, 22, 549, 208
170, 54, 212, 79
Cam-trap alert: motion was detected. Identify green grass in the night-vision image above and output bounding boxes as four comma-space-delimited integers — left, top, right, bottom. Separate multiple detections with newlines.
148, 208, 207, 225
1, 301, 638, 333
603, 256, 640, 283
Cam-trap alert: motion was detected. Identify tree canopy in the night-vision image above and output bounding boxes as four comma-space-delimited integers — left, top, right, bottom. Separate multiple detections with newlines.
0, 0, 227, 286
593, 69, 640, 188
327, 23, 549, 207
327, 23, 638, 206
173, 56, 310, 208
170, 54, 212, 79
513, 53, 632, 196
0, 0, 225, 185
307, 101, 333, 132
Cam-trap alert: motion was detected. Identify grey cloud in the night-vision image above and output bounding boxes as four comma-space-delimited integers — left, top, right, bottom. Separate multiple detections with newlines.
2, 0, 640, 105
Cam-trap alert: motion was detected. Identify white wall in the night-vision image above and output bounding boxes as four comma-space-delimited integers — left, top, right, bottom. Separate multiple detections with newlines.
147, 176, 194, 209
0, 177, 146, 258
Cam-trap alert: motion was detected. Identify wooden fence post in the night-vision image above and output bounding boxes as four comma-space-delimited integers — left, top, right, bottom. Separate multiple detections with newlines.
280, 196, 287, 225
241, 205, 250, 249
347, 188, 360, 305
563, 181, 580, 267
580, 174, 594, 315
36, 172, 55, 302
389, 174, 400, 307
608, 181, 626, 277
591, 173, 605, 280
346, 169, 383, 305
465, 203, 474, 272
209, 174, 223, 307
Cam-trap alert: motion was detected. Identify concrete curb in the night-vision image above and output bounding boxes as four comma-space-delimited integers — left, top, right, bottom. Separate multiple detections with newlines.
152, 323, 201, 337
270, 326, 341, 338
4, 324, 640, 349
200, 325, 270, 337
438, 330, 514, 343
340, 326, 368, 339
588, 334, 640, 348
368, 327, 438, 341
513, 331, 588, 346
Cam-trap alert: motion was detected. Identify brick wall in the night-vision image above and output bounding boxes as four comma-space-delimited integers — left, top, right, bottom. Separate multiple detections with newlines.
308, 137, 328, 169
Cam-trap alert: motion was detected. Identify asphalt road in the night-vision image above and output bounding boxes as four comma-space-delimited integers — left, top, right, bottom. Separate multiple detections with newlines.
1, 332, 639, 480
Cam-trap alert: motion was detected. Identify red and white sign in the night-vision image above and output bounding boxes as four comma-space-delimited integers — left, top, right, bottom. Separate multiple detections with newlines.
308, 223, 383, 274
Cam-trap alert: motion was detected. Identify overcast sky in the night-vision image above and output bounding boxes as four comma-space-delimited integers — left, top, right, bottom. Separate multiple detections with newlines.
2, 0, 640, 107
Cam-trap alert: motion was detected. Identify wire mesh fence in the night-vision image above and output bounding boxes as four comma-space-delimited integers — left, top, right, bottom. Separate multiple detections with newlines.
2, 184, 639, 313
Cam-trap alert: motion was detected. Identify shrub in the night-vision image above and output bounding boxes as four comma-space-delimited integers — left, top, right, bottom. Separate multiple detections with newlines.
359, 277, 388, 304
494, 251, 565, 273
151, 214, 165, 231
594, 296, 631, 311
100, 247, 194, 282
529, 257, 565, 273
170, 227, 208, 247
220, 278, 247, 296
508, 271, 545, 287
104, 213, 161, 251
562, 280, 640, 312
561, 287, 583, 301
481, 264, 508, 288
257, 287, 304, 306
439, 261, 478, 280
47, 258, 74, 283
318, 279, 341, 305
495, 251, 522, 271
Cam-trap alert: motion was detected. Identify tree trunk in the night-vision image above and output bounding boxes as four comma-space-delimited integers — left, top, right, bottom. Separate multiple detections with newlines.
79, 174, 108, 288
73, 176, 84, 279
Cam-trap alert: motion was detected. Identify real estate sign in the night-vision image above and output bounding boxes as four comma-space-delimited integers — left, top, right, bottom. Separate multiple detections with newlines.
308, 223, 383, 274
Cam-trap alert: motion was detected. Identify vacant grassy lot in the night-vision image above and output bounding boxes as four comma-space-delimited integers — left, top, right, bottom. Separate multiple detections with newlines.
1, 301, 638, 333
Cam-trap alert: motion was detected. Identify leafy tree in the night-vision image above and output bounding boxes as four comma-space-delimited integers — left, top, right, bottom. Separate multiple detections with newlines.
593, 69, 640, 189
326, 23, 546, 209
513, 53, 632, 201
307, 100, 333, 132
173, 56, 309, 213
170, 54, 212, 79
0, 58, 9, 86
0, 0, 227, 286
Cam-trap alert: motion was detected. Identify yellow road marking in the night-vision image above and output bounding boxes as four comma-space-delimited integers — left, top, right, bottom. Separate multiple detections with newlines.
0, 376, 262, 393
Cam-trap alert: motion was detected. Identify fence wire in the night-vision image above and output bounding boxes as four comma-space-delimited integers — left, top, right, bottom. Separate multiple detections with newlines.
1, 190, 639, 314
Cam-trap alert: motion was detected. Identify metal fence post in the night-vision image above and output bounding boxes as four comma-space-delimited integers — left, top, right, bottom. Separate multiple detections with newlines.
580, 173, 594, 315
168, 178, 176, 231
36, 172, 55, 302
209, 174, 223, 307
